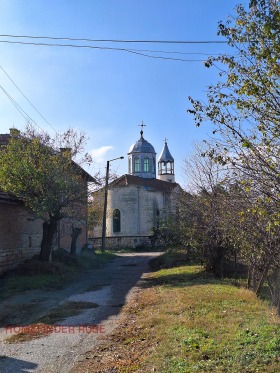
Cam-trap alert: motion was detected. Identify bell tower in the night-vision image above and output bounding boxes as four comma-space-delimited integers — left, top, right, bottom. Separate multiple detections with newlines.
158, 139, 175, 182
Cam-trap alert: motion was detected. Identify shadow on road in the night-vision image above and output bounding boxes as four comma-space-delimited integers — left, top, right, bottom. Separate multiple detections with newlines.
0, 356, 37, 372
0, 253, 160, 329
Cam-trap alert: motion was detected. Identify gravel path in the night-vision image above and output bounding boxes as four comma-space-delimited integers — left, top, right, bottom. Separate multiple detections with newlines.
0, 252, 161, 372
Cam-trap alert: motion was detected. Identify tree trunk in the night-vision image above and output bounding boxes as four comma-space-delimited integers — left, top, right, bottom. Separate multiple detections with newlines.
267, 267, 280, 316
255, 263, 271, 296
70, 227, 82, 256
39, 216, 58, 262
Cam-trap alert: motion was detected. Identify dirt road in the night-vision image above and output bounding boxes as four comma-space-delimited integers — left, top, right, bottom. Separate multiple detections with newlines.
0, 252, 161, 373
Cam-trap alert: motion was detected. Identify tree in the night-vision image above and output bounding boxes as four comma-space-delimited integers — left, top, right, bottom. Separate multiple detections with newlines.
0, 124, 94, 261
187, 0, 280, 310
188, 0, 280, 202
88, 170, 119, 236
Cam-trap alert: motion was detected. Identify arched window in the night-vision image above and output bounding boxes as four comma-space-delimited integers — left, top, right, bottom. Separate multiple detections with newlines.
134, 157, 140, 172
113, 209, 121, 233
144, 157, 149, 172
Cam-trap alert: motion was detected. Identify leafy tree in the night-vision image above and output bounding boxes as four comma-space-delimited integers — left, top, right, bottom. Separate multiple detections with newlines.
188, 0, 280, 202
0, 124, 94, 261
187, 0, 280, 310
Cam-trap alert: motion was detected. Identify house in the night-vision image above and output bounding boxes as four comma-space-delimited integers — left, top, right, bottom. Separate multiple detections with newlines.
90, 128, 180, 249
0, 130, 95, 275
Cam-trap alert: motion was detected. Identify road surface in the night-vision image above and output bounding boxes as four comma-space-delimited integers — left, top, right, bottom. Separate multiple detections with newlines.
0, 252, 161, 373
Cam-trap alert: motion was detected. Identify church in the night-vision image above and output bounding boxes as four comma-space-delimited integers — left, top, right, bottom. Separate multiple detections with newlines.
90, 126, 180, 249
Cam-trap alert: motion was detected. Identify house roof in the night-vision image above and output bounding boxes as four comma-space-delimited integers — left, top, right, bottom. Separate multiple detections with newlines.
0, 134, 10, 146
109, 174, 179, 192
0, 132, 96, 183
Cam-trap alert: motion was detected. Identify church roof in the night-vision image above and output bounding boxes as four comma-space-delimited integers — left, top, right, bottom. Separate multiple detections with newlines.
128, 133, 156, 155
110, 174, 178, 192
158, 141, 174, 162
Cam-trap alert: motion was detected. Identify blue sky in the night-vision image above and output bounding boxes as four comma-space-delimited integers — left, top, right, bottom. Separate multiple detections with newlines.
0, 0, 245, 186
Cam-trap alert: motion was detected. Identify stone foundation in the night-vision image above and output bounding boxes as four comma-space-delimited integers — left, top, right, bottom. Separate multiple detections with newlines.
89, 236, 152, 250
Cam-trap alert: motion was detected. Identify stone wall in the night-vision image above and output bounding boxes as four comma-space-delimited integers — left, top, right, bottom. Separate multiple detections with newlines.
102, 185, 168, 237
90, 183, 175, 244
89, 235, 152, 250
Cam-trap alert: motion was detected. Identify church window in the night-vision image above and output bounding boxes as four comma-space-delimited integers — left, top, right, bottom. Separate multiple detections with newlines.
144, 157, 149, 172
134, 157, 140, 172
113, 209, 121, 232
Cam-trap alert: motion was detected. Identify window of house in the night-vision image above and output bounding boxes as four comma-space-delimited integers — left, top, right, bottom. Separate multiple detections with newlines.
134, 157, 140, 172
144, 157, 149, 172
113, 209, 121, 232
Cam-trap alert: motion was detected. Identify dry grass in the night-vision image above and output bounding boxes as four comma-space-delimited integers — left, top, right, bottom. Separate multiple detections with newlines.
73, 265, 280, 373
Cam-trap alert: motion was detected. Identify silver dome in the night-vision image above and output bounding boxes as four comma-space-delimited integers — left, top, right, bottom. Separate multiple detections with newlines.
128, 135, 156, 154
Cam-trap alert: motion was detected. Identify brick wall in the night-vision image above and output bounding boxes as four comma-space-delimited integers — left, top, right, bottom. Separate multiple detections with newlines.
0, 201, 42, 275
0, 198, 90, 275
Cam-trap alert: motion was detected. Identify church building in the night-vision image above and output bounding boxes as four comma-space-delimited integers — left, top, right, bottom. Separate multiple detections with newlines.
90, 126, 180, 249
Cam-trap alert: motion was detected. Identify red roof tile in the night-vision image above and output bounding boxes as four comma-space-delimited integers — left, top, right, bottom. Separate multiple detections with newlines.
110, 174, 179, 192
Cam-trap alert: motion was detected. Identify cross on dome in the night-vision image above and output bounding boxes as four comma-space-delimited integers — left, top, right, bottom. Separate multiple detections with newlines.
138, 121, 146, 137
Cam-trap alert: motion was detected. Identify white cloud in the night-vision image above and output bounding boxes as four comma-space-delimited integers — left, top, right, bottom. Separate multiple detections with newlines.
90, 146, 114, 164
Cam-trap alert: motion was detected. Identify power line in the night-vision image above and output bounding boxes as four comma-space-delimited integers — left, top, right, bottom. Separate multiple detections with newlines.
0, 84, 44, 132
0, 34, 228, 44
0, 66, 57, 133
128, 48, 223, 56
0, 40, 206, 62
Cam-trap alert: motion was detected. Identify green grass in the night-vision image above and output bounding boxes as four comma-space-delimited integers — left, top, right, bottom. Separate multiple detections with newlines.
124, 264, 280, 372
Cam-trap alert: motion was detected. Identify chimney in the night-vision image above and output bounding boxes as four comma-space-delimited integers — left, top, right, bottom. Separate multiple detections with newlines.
9, 128, 20, 136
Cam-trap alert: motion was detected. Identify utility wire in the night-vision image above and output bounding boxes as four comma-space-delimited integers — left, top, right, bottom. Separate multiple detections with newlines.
0, 66, 57, 133
0, 84, 44, 132
128, 48, 223, 56
0, 40, 206, 62
0, 34, 228, 44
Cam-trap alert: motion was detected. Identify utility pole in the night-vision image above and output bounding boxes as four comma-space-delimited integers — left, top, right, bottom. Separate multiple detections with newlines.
101, 156, 124, 251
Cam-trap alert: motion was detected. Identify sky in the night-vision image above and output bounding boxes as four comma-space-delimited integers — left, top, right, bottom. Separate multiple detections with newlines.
0, 0, 246, 187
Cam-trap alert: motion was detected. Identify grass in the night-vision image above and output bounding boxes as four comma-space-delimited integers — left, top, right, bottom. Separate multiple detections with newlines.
137, 266, 280, 372
0, 250, 116, 299
75, 251, 280, 373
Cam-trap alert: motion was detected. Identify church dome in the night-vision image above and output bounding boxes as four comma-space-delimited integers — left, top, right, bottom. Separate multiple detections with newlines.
128, 134, 155, 154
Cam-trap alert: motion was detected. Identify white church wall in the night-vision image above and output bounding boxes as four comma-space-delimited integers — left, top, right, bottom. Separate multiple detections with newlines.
107, 185, 167, 237
107, 185, 139, 236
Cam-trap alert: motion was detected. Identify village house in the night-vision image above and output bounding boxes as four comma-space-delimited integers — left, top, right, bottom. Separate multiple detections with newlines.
0, 130, 95, 275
